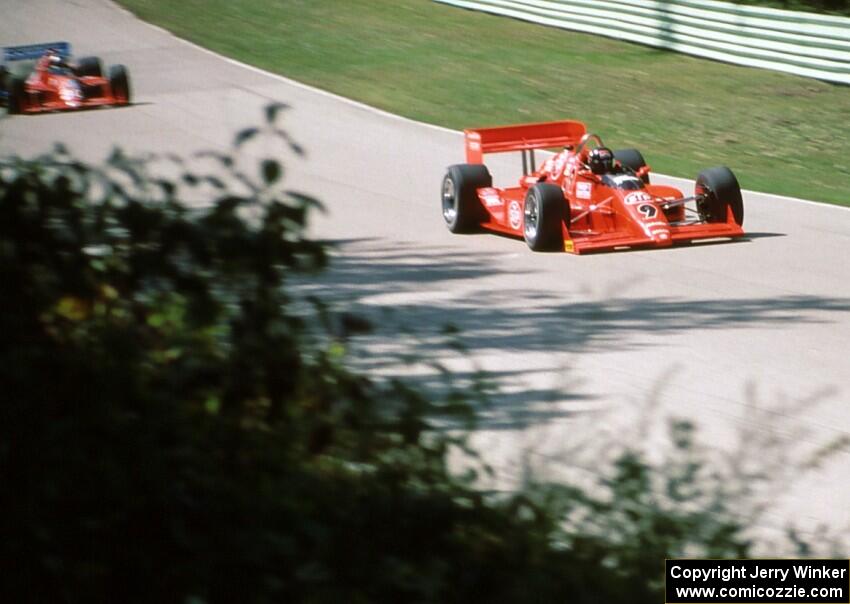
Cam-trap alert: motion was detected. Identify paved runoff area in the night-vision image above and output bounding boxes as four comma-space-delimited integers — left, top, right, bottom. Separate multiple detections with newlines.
3, 0, 849, 540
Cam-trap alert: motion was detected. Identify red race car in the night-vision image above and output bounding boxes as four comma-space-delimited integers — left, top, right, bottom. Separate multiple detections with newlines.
441, 120, 744, 253
1, 42, 130, 115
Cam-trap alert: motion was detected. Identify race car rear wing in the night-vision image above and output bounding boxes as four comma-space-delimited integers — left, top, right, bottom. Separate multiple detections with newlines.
464, 120, 587, 165
2, 41, 71, 64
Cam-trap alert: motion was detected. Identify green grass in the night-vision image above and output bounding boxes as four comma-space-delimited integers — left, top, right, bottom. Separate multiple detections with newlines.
117, 0, 850, 206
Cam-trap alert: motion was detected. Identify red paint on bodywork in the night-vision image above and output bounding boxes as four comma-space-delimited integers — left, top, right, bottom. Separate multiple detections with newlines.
16, 55, 128, 114
462, 120, 745, 254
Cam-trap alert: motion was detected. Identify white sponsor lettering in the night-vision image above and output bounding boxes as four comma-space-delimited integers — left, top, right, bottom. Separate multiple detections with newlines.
550, 154, 567, 179
479, 188, 503, 207
625, 191, 652, 205
508, 200, 522, 230
576, 182, 592, 199
607, 174, 642, 187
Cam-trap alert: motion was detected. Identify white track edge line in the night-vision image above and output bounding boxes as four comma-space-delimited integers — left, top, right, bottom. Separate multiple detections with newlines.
110, 1, 850, 213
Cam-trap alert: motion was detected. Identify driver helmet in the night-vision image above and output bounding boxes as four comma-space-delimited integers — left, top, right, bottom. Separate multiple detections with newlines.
46, 49, 65, 68
588, 147, 615, 175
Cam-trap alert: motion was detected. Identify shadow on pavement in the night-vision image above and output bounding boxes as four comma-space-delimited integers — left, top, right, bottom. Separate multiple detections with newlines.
294, 237, 850, 429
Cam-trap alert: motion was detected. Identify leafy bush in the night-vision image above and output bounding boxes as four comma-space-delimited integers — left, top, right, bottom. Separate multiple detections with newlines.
0, 106, 831, 604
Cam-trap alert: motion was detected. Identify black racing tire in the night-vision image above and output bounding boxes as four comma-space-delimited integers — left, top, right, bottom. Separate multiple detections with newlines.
108, 64, 131, 105
523, 183, 566, 251
0, 66, 7, 107
441, 164, 491, 233
614, 148, 649, 184
76, 56, 103, 77
7, 77, 25, 115
695, 166, 744, 226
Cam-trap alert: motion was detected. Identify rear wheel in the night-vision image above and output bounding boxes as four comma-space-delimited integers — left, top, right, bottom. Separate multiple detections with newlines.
76, 56, 103, 77
695, 166, 743, 226
0, 66, 8, 107
614, 148, 649, 183
7, 77, 25, 115
523, 183, 566, 251
441, 164, 491, 233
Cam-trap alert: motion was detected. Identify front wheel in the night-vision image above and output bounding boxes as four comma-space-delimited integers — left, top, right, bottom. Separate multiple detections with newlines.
108, 64, 131, 105
696, 167, 743, 226
441, 164, 491, 233
524, 183, 566, 251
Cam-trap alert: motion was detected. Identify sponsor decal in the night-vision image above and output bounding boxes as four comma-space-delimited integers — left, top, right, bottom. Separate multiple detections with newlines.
468, 141, 481, 152
648, 226, 670, 239
567, 155, 578, 180
625, 191, 652, 205
607, 174, 642, 187
576, 182, 592, 200
508, 200, 522, 230
479, 188, 503, 207
58, 80, 82, 106
564, 239, 575, 253
549, 153, 567, 179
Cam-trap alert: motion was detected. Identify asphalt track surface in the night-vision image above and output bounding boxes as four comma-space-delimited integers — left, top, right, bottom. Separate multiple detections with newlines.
3, 0, 849, 540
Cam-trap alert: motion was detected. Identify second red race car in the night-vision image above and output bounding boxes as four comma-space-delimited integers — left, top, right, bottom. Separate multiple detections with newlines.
441, 120, 744, 254
1, 42, 130, 115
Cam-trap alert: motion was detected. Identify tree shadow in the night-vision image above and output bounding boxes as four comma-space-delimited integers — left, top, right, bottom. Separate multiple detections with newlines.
743, 231, 786, 240
297, 237, 850, 428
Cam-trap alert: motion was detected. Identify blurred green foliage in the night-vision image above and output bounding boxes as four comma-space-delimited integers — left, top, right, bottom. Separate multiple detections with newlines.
1, 107, 822, 604
732, 0, 850, 15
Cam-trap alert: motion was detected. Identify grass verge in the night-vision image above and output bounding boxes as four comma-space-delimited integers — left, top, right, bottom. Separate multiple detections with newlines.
117, 0, 850, 206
